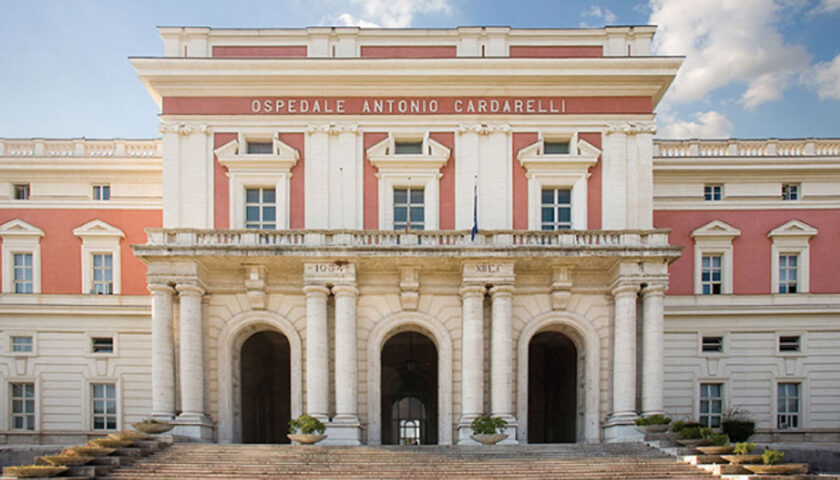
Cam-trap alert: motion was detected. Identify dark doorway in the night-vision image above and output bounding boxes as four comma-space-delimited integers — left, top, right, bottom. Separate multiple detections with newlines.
241, 331, 291, 443
381, 331, 438, 445
528, 331, 577, 443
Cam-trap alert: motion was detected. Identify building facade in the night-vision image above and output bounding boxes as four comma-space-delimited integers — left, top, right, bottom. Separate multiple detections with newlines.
0, 26, 838, 446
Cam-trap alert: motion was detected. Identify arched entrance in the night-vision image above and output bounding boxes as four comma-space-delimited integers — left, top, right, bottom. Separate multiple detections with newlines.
528, 331, 577, 443
240, 331, 291, 443
381, 331, 438, 445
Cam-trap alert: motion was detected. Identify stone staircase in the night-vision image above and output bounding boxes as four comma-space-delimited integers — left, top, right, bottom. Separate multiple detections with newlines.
102, 443, 716, 480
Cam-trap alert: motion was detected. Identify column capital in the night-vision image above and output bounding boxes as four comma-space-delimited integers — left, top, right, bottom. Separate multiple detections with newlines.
489, 284, 515, 297
148, 283, 175, 295
640, 283, 668, 297
611, 282, 640, 298
176, 283, 205, 297
332, 283, 359, 297
460, 284, 486, 297
303, 284, 330, 296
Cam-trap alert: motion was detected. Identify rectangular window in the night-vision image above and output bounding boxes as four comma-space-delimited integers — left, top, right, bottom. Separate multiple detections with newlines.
11, 336, 33, 353
92, 185, 110, 201
779, 336, 801, 352
92, 254, 113, 294
92, 337, 114, 354
543, 141, 570, 154
393, 188, 424, 230
778, 254, 798, 294
12, 253, 34, 294
394, 142, 423, 155
10, 383, 35, 431
702, 336, 723, 352
782, 183, 799, 201
244, 188, 276, 230
91, 383, 117, 430
777, 383, 799, 429
14, 184, 30, 200
704, 184, 722, 201
541, 188, 572, 230
701, 255, 723, 295
699, 383, 723, 428
246, 142, 273, 154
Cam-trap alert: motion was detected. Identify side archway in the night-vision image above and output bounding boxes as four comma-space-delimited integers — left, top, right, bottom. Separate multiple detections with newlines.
217, 310, 303, 443
367, 311, 453, 446
516, 311, 601, 443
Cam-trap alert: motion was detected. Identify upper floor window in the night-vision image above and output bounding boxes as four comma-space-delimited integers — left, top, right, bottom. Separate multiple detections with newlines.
13, 184, 30, 200
245, 188, 276, 229
92, 185, 110, 201
704, 184, 722, 201
699, 383, 723, 428
12, 253, 33, 293
543, 141, 570, 154
11, 336, 33, 353
702, 336, 723, 352
541, 188, 572, 230
777, 383, 800, 429
769, 220, 816, 295
701, 255, 723, 295
10, 382, 36, 431
393, 188, 424, 230
778, 254, 798, 293
781, 183, 799, 201
246, 141, 273, 154
92, 253, 114, 295
394, 141, 423, 155
691, 220, 740, 296
92, 337, 114, 354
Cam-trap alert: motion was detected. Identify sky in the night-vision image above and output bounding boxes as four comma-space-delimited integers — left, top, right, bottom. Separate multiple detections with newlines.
0, 0, 838, 140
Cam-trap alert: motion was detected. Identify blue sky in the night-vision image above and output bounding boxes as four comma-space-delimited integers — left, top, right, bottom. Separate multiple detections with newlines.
0, 0, 838, 139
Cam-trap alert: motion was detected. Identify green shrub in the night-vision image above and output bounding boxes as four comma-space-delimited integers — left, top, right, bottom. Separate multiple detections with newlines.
679, 426, 703, 440
733, 442, 756, 455
710, 432, 730, 446
635, 414, 672, 426
762, 448, 785, 465
470, 415, 508, 435
670, 420, 685, 432
722, 419, 755, 442
288, 414, 326, 435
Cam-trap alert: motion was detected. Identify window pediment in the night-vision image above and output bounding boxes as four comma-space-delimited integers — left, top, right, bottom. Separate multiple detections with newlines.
690, 220, 741, 240
73, 219, 125, 239
768, 219, 817, 239
367, 134, 450, 172
0, 219, 44, 239
215, 137, 299, 172
517, 137, 600, 176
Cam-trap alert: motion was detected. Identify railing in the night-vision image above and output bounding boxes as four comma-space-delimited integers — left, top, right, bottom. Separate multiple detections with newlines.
653, 139, 840, 158
145, 228, 673, 250
0, 139, 161, 158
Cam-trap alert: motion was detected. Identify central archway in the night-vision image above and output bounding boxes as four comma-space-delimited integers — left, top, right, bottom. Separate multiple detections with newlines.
528, 331, 577, 443
381, 331, 438, 445
240, 331, 291, 443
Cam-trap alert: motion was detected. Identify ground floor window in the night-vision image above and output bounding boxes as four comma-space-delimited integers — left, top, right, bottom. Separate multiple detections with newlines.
777, 383, 800, 429
91, 383, 117, 430
10, 382, 35, 431
699, 383, 723, 428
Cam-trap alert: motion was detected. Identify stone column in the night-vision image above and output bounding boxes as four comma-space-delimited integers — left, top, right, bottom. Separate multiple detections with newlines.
304, 284, 330, 421
149, 283, 175, 420
458, 284, 485, 442
176, 283, 206, 420
608, 283, 640, 432
641, 283, 667, 417
333, 283, 360, 408
489, 284, 515, 419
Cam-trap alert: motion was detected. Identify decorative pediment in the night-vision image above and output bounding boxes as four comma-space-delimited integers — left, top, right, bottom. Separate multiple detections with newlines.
214, 137, 299, 172
517, 137, 601, 174
690, 220, 741, 239
72, 219, 125, 239
768, 219, 818, 239
367, 134, 450, 171
0, 219, 44, 238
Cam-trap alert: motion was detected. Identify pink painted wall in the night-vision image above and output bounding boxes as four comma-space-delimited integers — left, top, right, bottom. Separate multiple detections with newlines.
213, 132, 236, 229
360, 45, 457, 58
430, 132, 455, 230
0, 210, 162, 295
279, 133, 306, 229
512, 132, 538, 230
509, 45, 603, 58
578, 132, 602, 230
654, 209, 840, 295
212, 45, 307, 57
363, 132, 388, 229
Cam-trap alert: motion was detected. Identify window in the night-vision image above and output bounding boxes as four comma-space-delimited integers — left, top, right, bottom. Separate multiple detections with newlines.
777, 383, 799, 429
701, 255, 722, 295
782, 183, 799, 201
244, 188, 276, 229
699, 383, 723, 428
541, 188, 572, 230
13, 184, 30, 200
11, 336, 33, 353
778, 254, 798, 293
779, 336, 801, 352
91, 383, 117, 430
246, 142, 272, 154
92, 185, 110, 201
12, 253, 33, 293
10, 383, 35, 431
543, 141, 570, 154
704, 184, 722, 201
92, 337, 114, 354
92, 253, 113, 294
394, 141, 423, 155
702, 336, 723, 352
393, 188, 424, 230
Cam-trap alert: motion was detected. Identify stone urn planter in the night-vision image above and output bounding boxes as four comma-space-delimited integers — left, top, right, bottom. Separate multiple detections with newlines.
471, 433, 508, 445
288, 433, 327, 445
39, 454, 94, 466
638, 424, 670, 434
676, 438, 715, 447
4, 465, 68, 478
743, 464, 809, 475
697, 445, 736, 455
132, 420, 174, 434
721, 454, 763, 464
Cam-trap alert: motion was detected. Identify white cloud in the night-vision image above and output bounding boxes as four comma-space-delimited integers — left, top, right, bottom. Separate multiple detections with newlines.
581, 5, 618, 25
813, 0, 840, 13
329, 0, 453, 28
658, 111, 734, 139
650, 0, 811, 109
802, 53, 840, 100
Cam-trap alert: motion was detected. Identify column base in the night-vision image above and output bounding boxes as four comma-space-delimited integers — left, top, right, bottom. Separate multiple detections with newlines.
150, 412, 175, 422
322, 418, 362, 446
603, 414, 643, 443
173, 413, 215, 441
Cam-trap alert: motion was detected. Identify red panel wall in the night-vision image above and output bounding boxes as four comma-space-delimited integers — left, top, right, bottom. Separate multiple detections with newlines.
430, 132, 455, 230
363, 133, 388, 229
0, 210, 162, 295
212, 45, 307, 57
213, 133, 236, 229
360, 45, 457, 58
509, 45, 603, 58
512, 133, 538, 230
654, 209, 840, 295
279, 133, 306, 229
579, 132, 602, 230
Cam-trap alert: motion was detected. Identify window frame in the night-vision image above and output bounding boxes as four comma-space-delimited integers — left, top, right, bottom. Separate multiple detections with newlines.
781, 183, 800, 201
700, 335, 725, 354
243, 186, 278, 230
392, 186, 425, 231
0, 219, 44, 294
691, 220, 740, 295
92, 184, 111, 201
86, 333, 118, 357
13, 184, 30, 201
89, 381, 119, 432
698, 382, 724, 428
91, 252, 114, 295
12, 252, 34, 294
769, 220, 817, 295
540, 187, 573, 231
777, 254, 799, 294
775, 381, 803, 430
9, 381, 37, 432
703, 184, 723, 201
73, 220, 124, 295
700, 254, 723, 295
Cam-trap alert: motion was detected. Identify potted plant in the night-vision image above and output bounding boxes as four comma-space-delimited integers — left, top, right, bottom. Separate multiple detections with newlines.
721, 441, 762, 465
132, 418, 174, 434
697, 432, 735, 454
470, 415, 508, 445
635, 414, 672, 433
676, 425, 715, 447
720, 408, 755, 443
4, 465, 68, 478
288, 414, 327, 444
743, 448, 809, 475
